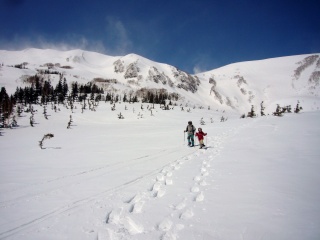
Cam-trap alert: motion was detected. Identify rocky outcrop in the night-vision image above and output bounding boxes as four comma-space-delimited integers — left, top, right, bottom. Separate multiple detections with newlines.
172, 67, 200, 93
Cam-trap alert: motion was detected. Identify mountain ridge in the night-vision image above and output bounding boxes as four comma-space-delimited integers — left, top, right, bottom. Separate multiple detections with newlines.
1, 48, 320, 113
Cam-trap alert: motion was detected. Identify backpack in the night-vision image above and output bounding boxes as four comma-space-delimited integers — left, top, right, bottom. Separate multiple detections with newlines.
186, 124, 195, 134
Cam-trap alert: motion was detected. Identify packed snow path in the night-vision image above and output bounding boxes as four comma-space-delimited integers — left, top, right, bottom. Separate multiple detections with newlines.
1, 103, 320, 240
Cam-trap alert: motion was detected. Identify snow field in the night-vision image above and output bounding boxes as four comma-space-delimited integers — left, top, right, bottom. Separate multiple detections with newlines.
104, 140, 218, 239
0, 101, 320, 240
0, 101, 226, 239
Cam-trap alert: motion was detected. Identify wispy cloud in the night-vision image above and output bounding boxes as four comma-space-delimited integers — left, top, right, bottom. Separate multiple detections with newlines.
192, 53, 222, 74
105, 17, 133, 55
0, 17, 135, 55
192, 59, 212, 74
0, 34, 107, 54
193, 65, 206, 74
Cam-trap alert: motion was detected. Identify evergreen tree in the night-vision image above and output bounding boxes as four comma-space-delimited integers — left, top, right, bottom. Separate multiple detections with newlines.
63, 78, 68, 99
43, 80, 53, 104
0, 87, 14, 127
71, 82, 79, 101
35, 75, 42, 98
29, 84, 37, 103
123, 93, 128, 102
55, 76, 65, 103
154, 93, 160, 104
132, 95, 138, 103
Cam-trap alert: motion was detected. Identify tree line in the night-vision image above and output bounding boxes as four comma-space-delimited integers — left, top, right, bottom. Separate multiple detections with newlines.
0, 75, 180, 129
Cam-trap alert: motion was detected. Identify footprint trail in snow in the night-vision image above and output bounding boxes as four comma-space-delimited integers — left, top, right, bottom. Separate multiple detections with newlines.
101, 128, 239, 239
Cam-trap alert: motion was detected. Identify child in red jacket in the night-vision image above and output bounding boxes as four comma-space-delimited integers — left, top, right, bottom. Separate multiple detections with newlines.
195, 128, 207, 149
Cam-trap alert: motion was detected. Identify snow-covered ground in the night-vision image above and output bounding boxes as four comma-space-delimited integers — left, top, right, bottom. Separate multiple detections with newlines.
1, 101, 319, 240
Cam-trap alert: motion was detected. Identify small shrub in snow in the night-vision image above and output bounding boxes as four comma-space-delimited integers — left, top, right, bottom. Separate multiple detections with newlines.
273, 104, 284, 117
118, 112, 124, 119
260, 101, 266, 116
43, 106, 48, 119
67, 115, 73, 129
294, 101, 303, 113
220, 116, 227, 122
247, 105, 256, 118
30, 115, 35, 127
39, 133, 54, 149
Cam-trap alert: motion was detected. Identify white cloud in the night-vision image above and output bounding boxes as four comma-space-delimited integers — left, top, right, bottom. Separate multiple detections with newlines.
192, 53, 222, 74
193, 65, 206, 74
0, 17, 136, 57
105, 17, 133, 55
0, 34, 108, 55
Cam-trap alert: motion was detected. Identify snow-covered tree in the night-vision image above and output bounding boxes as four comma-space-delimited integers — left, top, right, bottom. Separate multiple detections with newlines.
260, 101, 266, 116
247, 105, 256, 118
294, 101, 303, 113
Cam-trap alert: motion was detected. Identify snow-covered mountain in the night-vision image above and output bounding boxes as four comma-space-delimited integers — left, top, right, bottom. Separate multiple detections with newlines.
197, 54, 320, 112
1, 49, 320, 239
1, 48, 320, 113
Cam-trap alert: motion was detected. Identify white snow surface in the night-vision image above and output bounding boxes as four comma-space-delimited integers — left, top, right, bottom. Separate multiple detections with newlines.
1, 49, 320, 239
1, 101, 320, 240
1, 49, 320, 113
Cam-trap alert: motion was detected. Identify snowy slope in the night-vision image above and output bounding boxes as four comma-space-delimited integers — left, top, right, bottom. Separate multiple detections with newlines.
0, 49, 199, 103
1, 49, 320, 113
0, 101, 319, 240
0, 49, 120, 93
1, 48, 320, 239
196, 54, 320, 113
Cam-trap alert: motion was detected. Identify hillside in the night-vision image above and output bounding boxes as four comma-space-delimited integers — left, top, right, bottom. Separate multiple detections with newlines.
1, 49, 320, 239
0, 100, 319, 240
197, 54, 320, 112
1, 49, 320, 113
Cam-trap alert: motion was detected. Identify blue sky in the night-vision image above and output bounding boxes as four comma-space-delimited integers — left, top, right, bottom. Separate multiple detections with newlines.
1, 0, 319, 73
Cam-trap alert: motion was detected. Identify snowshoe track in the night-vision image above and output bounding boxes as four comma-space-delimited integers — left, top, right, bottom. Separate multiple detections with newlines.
102, 126, 245, 239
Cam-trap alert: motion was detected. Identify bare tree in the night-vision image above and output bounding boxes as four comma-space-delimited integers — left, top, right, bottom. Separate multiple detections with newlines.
39, 133, 54, 149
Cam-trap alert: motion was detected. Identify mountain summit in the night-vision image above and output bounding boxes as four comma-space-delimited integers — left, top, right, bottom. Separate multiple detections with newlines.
0, 49, 319, 112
